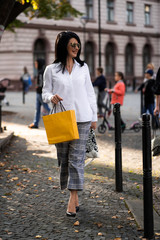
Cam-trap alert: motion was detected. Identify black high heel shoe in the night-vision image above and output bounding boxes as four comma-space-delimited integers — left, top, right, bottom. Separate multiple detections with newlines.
76, 206, 79, 212
66, 211, 76, 217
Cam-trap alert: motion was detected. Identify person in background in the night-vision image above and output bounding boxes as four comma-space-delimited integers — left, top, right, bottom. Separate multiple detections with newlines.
143, 69, 155, 117
28, 59, 50, 129
145, 63, 156, 81
105, 72, 126, 132
93, 67, 106, 117
20, 67, 32, 94
154, 67, 160, 115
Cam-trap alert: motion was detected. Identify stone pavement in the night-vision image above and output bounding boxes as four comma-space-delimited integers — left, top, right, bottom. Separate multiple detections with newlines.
0, 91, 160, 240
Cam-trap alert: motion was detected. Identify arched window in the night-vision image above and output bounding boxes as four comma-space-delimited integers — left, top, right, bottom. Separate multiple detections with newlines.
105, 42, 115, 76
143, 44, 151, 73
85, 41, 94, 75
125, 43, 134, 76
33, 38, 46, 76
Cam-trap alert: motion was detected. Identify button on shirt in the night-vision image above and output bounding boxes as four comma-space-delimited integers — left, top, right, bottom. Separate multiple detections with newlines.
42, 60, 97, 122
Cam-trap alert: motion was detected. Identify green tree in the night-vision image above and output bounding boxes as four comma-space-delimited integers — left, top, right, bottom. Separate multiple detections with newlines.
0, 0, 82, 41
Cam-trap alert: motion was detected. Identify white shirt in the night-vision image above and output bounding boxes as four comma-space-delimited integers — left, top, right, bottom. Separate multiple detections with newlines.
42, 60, 97, 122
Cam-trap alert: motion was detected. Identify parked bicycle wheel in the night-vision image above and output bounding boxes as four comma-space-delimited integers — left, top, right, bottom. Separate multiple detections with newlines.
98, 124, 107, 134
133, 122, 141, 132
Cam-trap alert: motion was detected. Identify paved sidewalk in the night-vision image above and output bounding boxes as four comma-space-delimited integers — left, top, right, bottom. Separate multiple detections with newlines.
0, 92, 160, 240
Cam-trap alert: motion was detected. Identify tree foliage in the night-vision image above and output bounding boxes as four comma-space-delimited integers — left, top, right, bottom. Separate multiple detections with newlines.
0, 0, 82, 36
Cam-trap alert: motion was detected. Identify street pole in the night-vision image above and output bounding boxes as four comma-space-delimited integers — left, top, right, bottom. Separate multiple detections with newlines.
22, 82, 25, 104
114, 103, 123, 192
140, 90, 143, 116
142, 114, 154, 239
80, 16, 88, 61
98, 0, 101, 67
0, 95, 5, 133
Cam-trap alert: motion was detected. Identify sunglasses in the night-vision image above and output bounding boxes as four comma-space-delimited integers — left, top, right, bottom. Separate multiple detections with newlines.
70, 42, 81, 49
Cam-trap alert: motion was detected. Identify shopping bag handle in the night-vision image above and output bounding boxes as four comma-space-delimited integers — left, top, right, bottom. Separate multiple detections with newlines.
51, 101, 66, 114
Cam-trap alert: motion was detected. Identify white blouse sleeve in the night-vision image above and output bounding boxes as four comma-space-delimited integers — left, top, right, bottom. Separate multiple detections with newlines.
85, 64, 97, 122
42, 65, 53, 103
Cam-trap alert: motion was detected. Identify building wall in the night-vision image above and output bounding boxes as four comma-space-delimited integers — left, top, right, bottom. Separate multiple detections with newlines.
0, 0, 160, 89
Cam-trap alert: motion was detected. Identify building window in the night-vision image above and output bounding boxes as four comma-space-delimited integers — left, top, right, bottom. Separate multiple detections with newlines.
125, 43, 134, 75
143, 44, 151, 73
85, 41, 94, 75
85, 0, 93, 19
145, 5, 151, 25
106, 42, 115, 75
107, 0, 114, 22
126, 2, 134, 24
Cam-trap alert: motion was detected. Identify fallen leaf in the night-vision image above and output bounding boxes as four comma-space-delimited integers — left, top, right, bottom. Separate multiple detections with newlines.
120, 197, 124, 200
117, 225, 123, 229
5, 192, 12, 196
53, 186, 59, 189
96, 173, 102, 176
0, 162, 5, 167
97, 223, 103, 228
2, 196, 7, 198
75, 230, 79, 233
22, 168, 28, 171
113, 238, 122, 240
35, 235, 42, 239
11, 177, 19, 181
155, 233, 160, 236
48, 177, 52, 180
127, 217, 134, 221
5, 170, 11, 172
98, 232, 103, 236
74, 221, 80, 226
92, 168, 97, 170
112, 215, 118, 219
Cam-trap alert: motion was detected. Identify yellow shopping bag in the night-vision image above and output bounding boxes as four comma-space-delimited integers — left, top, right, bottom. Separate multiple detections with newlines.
42, 102, 79, 144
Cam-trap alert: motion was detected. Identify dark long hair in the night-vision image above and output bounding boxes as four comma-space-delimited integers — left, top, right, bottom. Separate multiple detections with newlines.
54, 31, 84, 73
116, 71, 124, 80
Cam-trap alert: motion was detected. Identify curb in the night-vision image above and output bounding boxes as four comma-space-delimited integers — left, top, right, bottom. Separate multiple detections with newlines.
0, 131, 14, 152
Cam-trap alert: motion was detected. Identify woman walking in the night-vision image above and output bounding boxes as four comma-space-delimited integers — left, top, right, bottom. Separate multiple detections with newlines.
42, 31, 97, 217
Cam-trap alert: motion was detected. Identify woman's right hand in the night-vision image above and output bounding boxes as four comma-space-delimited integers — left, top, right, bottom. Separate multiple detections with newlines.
51, 94, 63, 104
154, 106, 159, 116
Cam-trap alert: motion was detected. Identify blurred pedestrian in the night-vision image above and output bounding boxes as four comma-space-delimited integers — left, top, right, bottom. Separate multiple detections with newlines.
0, 78, 10, 105
28, 59, 50, 129
145, 63, 156, 81
93, 67, 106, 117
153, 67, 160, 115
143, 69, 155, 117
42, 31, 97, 217
20, 67, 32, 94
105, 72, 126, 132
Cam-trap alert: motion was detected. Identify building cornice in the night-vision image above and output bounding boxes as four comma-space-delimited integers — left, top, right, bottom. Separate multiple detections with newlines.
21, 23, 160, 38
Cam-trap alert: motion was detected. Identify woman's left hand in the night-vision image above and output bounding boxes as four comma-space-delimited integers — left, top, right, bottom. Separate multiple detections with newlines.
91, 122, 97, 130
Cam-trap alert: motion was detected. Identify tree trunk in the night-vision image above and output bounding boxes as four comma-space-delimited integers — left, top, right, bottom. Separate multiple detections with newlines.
0, 0, 30, 41
5, 2, 31, 28
0, 0, 15, 41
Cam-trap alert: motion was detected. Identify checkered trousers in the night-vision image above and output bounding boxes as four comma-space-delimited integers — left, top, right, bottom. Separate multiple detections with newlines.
55, 122, 91, 191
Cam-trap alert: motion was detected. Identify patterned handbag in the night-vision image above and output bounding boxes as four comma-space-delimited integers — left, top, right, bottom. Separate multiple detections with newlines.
85, 129, 99, 166
151, 115, 160, 156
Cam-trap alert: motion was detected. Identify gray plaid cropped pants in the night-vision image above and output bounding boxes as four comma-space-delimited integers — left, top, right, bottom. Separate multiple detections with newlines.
55, 122, 91, 191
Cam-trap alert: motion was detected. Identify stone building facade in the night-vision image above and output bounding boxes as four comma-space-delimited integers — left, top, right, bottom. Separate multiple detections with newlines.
0, 0, 160, 90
